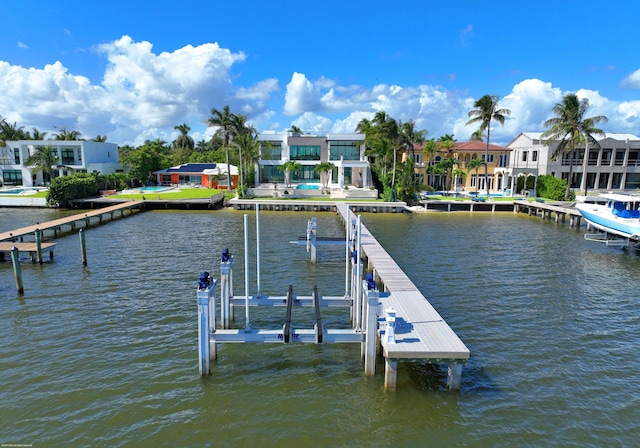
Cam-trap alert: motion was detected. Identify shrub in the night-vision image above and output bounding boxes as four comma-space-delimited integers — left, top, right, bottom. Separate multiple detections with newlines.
536, 175, 569, 201
47, 173, 99, 207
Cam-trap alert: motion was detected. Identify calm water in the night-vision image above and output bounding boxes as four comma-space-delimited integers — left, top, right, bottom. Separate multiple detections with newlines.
1, 207, 639, 447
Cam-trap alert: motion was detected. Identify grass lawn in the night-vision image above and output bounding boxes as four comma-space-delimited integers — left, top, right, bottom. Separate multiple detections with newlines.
111, 188, 224, 200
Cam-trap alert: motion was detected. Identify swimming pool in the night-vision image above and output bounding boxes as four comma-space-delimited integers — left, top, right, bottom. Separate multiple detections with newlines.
140, 186, 174, 193
295, 184, 320, 190
0, 189, 24, 194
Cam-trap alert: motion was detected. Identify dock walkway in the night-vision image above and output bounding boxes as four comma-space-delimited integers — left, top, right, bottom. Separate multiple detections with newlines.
0, 200, 144, 242
335, 203, 470, 389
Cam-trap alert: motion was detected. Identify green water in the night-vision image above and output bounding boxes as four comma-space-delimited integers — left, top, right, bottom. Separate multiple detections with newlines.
1, 208, 639, 447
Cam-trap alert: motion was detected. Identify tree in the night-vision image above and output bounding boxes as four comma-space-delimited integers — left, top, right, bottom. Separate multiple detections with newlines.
29, 128, 48, 140
466, 95, 511, 197
93, 135, 108, 142
466, 157, 486, 194
0, 121, 27, 142
122, 139, 171, 185
278, 160, 302, 187
421, 139, 438, 188
313, 162, 335, 189
54, 128, 82, 140
207, 105, 236, 191
25, 145, 58, 184
288, 125, 302, 136
541, 93, 607, 199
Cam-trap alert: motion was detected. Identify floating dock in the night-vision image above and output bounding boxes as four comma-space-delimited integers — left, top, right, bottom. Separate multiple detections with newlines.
196, 203, 470, 391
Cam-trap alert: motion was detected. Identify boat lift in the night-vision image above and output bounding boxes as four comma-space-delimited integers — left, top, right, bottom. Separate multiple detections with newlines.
196, 204, 390, 378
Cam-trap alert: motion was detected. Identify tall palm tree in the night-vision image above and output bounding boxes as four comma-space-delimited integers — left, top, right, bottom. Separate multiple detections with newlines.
278, 160, 302, 188
399, 120, 427, 160
207, 105, 236, 190
25, 145, 58, 184
421, 139, 438, 188
467, 157, 486, 194
0, 121, 26, 142
173, 123, 194, 151
541, 93, 607, 199
466, 95, 511, 197
93, 135, 108, 142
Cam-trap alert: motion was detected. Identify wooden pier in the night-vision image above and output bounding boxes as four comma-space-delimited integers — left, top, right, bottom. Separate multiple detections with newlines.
0, 200, 144, 243
336, 203, 470, 390
229, 199, 407, 213
512, 199, 583, 227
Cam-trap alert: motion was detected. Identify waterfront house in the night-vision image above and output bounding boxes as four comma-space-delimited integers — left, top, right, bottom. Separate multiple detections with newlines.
408, 140, 512, 193
255, 131, 373, 191
506, 132, 640, 193
1, 140, 121, 187
153, 163, 238, 189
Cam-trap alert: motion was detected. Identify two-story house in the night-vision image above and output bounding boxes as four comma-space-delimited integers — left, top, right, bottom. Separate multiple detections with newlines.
1, 140, 121, 187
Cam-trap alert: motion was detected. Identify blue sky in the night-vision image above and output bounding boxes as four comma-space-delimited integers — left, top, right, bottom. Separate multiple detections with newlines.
2, 0, 640, 146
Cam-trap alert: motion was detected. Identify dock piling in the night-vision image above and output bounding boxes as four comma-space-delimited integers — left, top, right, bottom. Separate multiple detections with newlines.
35, 229, 43, 264
11, 247, 24, 294
79, 229, 87, 265
197, 278, 217, 375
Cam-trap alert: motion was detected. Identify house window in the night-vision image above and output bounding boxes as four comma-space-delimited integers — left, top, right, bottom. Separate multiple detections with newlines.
329, 141, 360, 160
260, 142, 282, 160
290, 145, 320, 161
293, 165, 320, 182
482, 154, 494, 163
522, 151, 528, 162
2, 169, 22, 185
602, 149, 612, 165
498, 154, 508, 167
615, 150, 625, 166
61, 148, 75, 165
14, 149, 20, 164
532, 151, 538, 162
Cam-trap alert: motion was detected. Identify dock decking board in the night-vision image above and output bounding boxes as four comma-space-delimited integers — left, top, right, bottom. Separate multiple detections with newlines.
336, 203, 470, 364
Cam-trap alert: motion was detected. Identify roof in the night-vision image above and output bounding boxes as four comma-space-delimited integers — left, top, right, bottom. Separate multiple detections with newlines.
453, 141, 511, 152
153, 163, 238, 175
517, 131, 640, 143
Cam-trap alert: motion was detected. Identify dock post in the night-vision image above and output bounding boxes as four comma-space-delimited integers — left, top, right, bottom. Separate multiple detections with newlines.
384, 359, 398, 392
79, 229, 87, 265
447, 363, 463, 390
307, 218, 317, 263
243, 214, 250, 331
256, 204, 261, 297
220, 253, 234, 329
11, 247, 24, 294
364, 286, 379, 376
197, 278, 216, 376
35, 229, 43, 264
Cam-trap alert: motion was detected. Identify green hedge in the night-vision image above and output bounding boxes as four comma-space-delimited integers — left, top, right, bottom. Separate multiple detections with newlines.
47, 173, 99, 207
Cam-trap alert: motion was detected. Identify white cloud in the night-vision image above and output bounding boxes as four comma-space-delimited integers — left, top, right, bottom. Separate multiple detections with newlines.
17, 41, 28, 49
621, 69, 640, 88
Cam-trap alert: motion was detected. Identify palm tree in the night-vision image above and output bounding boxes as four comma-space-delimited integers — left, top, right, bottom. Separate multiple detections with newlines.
173, 123, 194, 151
313, 162, 335, 189
54, 128, 82, 140
278, 160, 302, 188
0, 121, 26, 142
288, 125, 302, 136
25, 145, 58, 184
399, 120, 427, 160
467, 157, 486, 194
466, 95, 511, 197
421, 139, 438, 188
207, 105, 236, 190
541, 93, 607, 199
93, 135, 108, 142
29, 128, 48, 140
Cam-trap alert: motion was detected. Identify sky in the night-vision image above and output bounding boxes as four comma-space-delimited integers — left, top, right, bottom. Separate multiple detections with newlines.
2, 0, 640, 147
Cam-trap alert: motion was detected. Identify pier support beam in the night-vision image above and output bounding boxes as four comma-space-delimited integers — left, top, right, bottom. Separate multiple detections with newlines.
447, 363, 463, 390
11, 247, 24, 294
307, 217, 317, 263
384, 359, 398, 392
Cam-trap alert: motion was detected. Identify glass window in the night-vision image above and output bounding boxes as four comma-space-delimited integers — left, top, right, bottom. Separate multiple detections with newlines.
260, 142, 282, 160
61, 148, 75, 165
522, 151, 528, 162
293, 165, 320, 182
290, 145, 321, 161
598, 173, 609, 189
2, 169, 22, 185
615, 150, 625, 166
482, 154, 494, 163
532, 151, 538, 162
330, 141, 360, 160
625, 172, 640, 189
14, 149, 20, 164
260, 165, 284, 183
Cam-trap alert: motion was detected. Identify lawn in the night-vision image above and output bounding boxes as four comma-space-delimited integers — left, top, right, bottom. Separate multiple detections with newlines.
111, 188, 224, 200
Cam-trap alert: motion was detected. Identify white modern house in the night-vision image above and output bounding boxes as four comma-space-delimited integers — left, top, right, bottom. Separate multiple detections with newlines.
506, 132, 640, 193
254, 131, 374, 197
1, 140, 121, 187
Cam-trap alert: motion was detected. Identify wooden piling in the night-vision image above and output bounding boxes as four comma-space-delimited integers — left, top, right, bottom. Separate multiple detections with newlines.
80, 229, 87, 265
35, 229, 43, 264
11, 247, 24, 294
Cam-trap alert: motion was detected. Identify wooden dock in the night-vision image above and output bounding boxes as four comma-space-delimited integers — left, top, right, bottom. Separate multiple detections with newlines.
0, 200, 144, 243
229, 199, 407, 213
0, 242, 57, 262
335, 203, 470, 390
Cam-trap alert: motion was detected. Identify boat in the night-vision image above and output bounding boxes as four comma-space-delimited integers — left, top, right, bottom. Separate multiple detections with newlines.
576, 193, 640, 243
